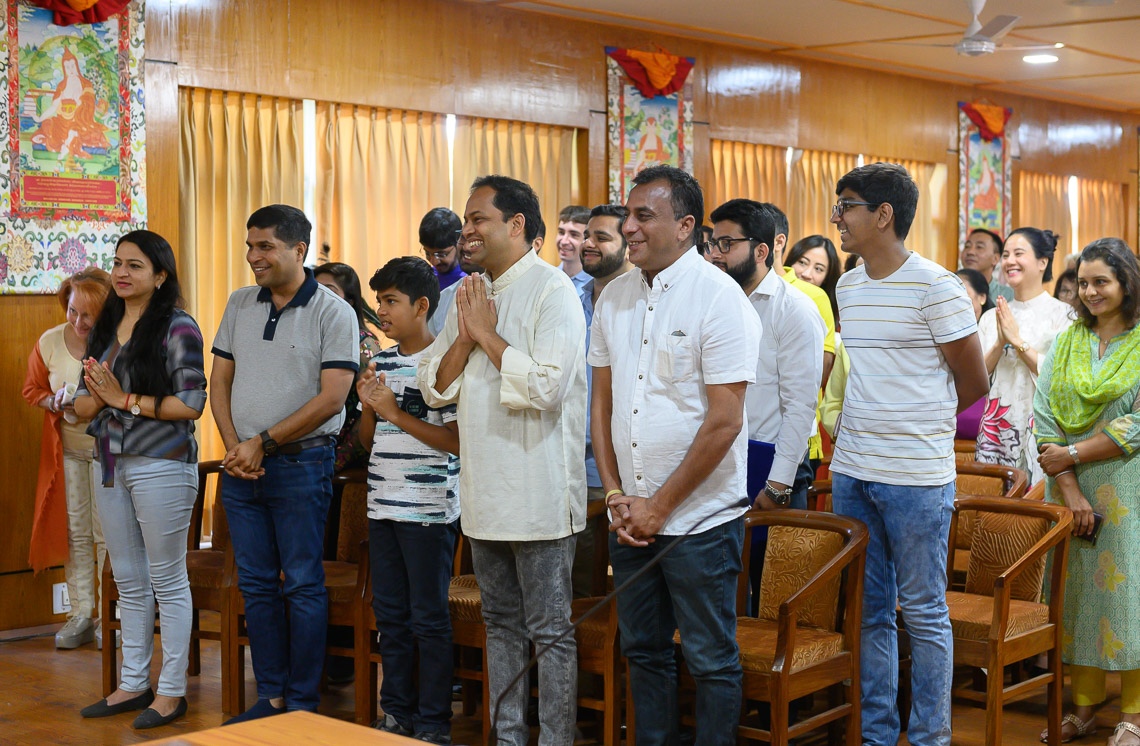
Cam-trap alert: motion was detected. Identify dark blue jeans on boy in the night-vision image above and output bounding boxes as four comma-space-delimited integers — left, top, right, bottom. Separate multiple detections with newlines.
369, 518, 458, 738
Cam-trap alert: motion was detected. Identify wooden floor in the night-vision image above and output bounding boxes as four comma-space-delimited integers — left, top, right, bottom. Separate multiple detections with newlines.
0, 619, 1128, 745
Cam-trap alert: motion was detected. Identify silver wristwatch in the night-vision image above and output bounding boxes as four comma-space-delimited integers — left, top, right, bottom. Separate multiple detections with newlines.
764, 482, 794, 507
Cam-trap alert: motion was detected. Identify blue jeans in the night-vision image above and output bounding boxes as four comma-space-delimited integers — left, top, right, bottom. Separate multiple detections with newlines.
96, 456, 197, 697
610, 518, 744, 746
831, 473, 955, 746
221, 445, 333, 712
369, 518, 457, 736
470, 536, 577, 746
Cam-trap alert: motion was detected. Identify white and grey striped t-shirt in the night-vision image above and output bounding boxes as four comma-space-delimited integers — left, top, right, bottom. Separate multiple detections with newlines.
830, 252, 978, 487
365, 346, 459, 523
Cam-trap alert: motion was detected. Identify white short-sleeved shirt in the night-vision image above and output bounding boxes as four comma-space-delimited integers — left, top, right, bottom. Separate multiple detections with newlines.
588, 248, 761, 535
831, 252, 978, 486
417, 250, 587, 542
745, 270, 826, 486
365, 346, 459, 523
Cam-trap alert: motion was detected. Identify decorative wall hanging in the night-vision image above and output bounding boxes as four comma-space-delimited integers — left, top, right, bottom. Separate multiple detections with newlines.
0, 0, 145, 294
606, 46, 694, 204
957, 100, 1012, 249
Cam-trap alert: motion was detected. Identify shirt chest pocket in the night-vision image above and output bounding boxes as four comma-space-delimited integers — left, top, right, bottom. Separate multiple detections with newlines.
655, 334, 694, 383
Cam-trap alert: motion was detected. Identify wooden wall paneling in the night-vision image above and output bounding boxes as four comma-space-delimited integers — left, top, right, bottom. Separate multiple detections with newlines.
586, 109, 607, 207
144, 60, 180, 264
0, 295, 70, 630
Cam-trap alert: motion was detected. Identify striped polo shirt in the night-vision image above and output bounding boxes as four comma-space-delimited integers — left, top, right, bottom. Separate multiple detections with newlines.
830, 252, 977, 486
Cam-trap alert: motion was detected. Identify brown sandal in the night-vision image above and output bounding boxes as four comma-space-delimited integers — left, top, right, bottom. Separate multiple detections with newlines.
1039, 713, 1095, 744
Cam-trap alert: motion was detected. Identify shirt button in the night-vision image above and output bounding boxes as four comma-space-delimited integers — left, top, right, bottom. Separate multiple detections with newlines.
633, 409, 638, 414
643, 339, 648, 344
636, 475, 642, 480
638, 374, 643, 380
632, 442, 637, 448
648, 305, 654, 311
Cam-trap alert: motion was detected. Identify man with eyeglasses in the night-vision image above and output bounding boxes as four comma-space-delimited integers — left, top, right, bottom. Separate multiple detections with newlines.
419, 208, 465, 291
828, 163, 987, 746
707, 198, 824, 612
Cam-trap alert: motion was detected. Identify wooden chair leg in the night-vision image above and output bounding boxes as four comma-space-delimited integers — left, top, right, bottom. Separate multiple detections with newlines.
1046, 643, 1063, 746
985, 654, 1005, 746
101, 565, 117, 696
187, 608, 201, 677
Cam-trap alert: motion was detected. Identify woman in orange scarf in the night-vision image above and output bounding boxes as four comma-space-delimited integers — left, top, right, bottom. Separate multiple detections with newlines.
22, 267, 111, 649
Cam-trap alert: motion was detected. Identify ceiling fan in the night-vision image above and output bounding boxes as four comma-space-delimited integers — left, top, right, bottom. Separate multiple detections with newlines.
901, 0, 1063, 57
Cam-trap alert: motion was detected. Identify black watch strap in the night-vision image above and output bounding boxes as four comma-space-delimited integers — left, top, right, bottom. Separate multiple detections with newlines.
259, 430, 278, 457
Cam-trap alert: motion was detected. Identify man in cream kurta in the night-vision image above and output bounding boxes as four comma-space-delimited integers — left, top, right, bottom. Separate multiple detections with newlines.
418, 175, 586, 746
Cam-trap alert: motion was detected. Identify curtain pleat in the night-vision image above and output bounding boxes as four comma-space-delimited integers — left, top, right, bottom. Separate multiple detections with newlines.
180, 87, 304, 460
315, 104, 450, 276
709, 140, 788, 217
452, 117, 580, 264
1075, 177, 1126, 253
787, 149, 858, 254
1017, 172, 1071, 244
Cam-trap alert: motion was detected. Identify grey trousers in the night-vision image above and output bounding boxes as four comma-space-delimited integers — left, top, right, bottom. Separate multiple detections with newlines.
470, 535, 578, 746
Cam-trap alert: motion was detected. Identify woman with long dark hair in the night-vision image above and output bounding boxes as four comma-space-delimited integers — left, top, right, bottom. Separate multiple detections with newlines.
1035, 238, 1140, 744
786, 234, 842, 321
975, 227, 1073, 483
73, 230, 206, 730
313, 262, 382, 472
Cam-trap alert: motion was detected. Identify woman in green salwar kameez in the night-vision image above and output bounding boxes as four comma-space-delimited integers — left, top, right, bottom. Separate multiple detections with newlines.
1034, 238, 1140, 746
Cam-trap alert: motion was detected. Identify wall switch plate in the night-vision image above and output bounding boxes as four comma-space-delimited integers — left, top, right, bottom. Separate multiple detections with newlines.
52, 582, 71, 615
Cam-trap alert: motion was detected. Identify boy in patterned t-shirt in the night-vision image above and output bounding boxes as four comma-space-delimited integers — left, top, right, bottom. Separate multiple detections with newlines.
358, 257, 459, 745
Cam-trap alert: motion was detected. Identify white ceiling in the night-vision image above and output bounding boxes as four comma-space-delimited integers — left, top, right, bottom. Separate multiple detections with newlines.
502, 0, 1140, 113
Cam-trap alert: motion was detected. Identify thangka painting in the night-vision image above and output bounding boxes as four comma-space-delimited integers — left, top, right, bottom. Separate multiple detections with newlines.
606, 47, 694, 204
0, 0, 146, 294
958, 101, 1012, 250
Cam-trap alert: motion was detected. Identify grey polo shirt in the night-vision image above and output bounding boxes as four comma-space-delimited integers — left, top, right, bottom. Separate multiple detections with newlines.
212, 269, 359, 442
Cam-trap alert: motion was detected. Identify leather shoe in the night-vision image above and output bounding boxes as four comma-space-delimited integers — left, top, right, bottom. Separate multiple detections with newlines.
80, 688, 155, 718
132, 697, 187, 730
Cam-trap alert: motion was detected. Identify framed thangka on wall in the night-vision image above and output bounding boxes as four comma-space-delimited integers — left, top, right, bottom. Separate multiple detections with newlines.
957, 100, 1012, 250
606, 47, 694, 205
0, 0, 146, 294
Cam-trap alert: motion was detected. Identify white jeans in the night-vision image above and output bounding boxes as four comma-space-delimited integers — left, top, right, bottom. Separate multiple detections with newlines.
62, 449, 105, 620
96, 456, 197, 697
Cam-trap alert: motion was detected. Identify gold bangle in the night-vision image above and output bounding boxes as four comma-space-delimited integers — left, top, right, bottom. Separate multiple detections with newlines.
604, 488, 623, 503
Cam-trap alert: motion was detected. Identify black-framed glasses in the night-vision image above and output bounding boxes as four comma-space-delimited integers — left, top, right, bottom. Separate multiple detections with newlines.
832, 199, 881, 219
422, 246, 455, 260
702, 236, 758, 255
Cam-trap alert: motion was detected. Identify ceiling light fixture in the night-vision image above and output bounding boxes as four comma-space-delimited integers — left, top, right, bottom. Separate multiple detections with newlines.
1024, 54, 1059, 64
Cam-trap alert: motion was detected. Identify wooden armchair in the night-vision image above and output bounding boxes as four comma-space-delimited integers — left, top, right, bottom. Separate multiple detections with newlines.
946, 494, 1072, 746
722, 509, 867, 745
952, 461, 1029, 589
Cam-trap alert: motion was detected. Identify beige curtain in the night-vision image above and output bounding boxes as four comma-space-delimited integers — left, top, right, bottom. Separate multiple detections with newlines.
180, 87, 304, 459
787, 149, 858, 251
1017, 172, 1071, 242
452, 117, 580, 265
1075, 177, 1126, 252
316, 103, 450, 276
709, 140, 788, 216
866, 157, 951, 268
